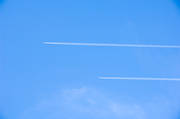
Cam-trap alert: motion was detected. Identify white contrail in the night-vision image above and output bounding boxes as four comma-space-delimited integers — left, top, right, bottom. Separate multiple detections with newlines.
99, 77, 180, 81
43, 42, 180, 48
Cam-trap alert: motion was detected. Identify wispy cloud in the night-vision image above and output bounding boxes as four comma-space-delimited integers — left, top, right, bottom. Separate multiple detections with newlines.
43, 42, 180, 48
60, 87, 146, 119
21, 87, 146, 119
20, 86, 180, 119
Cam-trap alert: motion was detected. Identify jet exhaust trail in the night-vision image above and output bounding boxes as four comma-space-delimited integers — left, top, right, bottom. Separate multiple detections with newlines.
43, 42, 180, 48
99, 77, 180, 81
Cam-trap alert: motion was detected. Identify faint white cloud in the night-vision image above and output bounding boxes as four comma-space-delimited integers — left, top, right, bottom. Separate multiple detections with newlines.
21, 86, 146, 119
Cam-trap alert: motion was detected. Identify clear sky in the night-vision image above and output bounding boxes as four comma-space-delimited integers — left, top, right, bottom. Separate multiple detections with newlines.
1, 0, 180, 119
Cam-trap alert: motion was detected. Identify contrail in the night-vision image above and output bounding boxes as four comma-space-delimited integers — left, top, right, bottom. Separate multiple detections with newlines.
99, 77, 180, 81
43, 42, 180, 48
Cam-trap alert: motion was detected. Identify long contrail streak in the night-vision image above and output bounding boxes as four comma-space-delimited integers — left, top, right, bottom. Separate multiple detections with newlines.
99, 77, 180, 81
43, 42, 180, 48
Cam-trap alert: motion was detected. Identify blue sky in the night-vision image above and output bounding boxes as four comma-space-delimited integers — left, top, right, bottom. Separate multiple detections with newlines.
1, 0, 180, 119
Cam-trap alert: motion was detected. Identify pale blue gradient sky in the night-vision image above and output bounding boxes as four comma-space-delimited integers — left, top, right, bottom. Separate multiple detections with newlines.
1, 0, 180, 119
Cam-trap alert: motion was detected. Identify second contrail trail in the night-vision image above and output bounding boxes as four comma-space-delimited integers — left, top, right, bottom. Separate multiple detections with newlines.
99, 77, 180, 81
43, 42, 180, 48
